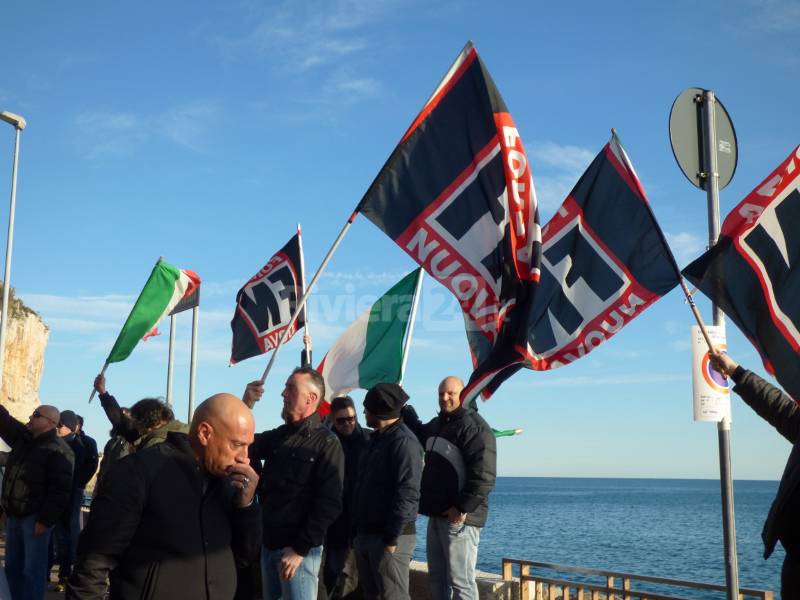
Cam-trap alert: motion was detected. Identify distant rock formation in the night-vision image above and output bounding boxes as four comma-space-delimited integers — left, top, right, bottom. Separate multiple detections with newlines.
0, 283, 49, 424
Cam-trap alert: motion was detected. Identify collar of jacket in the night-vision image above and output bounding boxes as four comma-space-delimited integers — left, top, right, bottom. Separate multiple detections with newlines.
32, 428, 59, 444
372, 419, 403, 438
286, 412, 321, 436
438, 405, 466, 422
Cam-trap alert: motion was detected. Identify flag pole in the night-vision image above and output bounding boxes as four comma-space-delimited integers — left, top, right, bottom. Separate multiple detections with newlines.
166, 314, 176, 405
298, 223, 313, 368
260, 212, 359, 384
398, 269, 424, 386
188, 305, 199, 421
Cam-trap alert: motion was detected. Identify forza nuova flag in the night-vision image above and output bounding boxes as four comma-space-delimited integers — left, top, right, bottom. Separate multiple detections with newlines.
462, 133, 682, 402
683, 145, 800, 400
356, 42, 541, 402
107, 259, 201, 363
230, 233, 305, 364
317, 269, 422, 408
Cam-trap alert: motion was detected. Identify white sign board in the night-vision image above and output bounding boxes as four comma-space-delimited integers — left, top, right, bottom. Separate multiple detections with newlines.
691, 325, 731, 422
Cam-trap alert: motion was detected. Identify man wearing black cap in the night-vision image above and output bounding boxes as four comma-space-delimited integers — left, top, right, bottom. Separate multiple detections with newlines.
53, 410, 87, 590
351, 383, 422, 600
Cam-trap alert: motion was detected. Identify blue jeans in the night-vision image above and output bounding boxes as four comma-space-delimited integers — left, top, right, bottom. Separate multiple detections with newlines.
261, 545, 322, 600
426, 516, 481, 600
4, 515, 52, 600
54, 487, 83, 580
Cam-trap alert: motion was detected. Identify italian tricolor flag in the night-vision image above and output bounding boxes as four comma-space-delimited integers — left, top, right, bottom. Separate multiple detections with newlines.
106, 259, 201, 363
317, 269, 422, 414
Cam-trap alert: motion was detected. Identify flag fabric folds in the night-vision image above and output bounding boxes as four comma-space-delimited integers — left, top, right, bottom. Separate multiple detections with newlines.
230, 233, 305, 365
107, 259, 201, 364
683, 145, 800, 400
463, 133, 682, 402
317, 269, 423, 413
355, 41, 542, 404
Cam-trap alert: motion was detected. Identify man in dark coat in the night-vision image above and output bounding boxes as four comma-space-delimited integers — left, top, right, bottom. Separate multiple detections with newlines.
75, 414, 99, 489
710, 352, 800, 598
352, 383, 422, 600
66, 393, 262, 600
243, 367, 344, 600
0, 403, 74, 600
323, 395, 370, 599
402, 376, 497, 600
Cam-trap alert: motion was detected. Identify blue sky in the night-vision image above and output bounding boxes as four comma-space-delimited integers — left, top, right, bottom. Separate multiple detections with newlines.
0, 0, 798, 480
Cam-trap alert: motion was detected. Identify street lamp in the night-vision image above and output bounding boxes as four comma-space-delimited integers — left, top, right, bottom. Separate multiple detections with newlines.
0, 111, 26, 392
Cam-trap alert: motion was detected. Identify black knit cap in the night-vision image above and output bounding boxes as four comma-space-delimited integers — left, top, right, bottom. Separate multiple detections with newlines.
363, 383, 409, 419
59, 410, 78, 432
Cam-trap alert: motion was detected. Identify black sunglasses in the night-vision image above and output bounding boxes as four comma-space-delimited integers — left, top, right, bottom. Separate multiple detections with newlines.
335, 416, 356, 425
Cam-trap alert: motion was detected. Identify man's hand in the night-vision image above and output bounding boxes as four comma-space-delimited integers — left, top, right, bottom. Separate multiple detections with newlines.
709, 351, 739, 379
279, 547, 304, 581
33, 522, 49, 537
385, 545, 397, 554
227, 462, 259, 508
93, 374, 106, 396
443, 506, 467, 524
242, 381, 264, 409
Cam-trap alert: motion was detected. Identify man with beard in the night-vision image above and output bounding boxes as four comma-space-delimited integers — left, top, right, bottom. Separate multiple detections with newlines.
243, 368, 344, 600
351, 383, 422, 600
402, 376, 496, 600
323, 396, 371, 599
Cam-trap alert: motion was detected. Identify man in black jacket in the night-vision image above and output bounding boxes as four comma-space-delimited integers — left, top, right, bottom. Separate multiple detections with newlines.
403, 376, 496, 600
66, 393, 262, 600
352, 383, 422, 600
244, 367, 344, 600
324, 395, 371, 599
75, 415, 99, 489
0, 403, 74, 600
710, 352, 800, 598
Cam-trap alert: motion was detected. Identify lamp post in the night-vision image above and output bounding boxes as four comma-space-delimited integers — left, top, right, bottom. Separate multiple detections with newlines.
0, 111, 26, 391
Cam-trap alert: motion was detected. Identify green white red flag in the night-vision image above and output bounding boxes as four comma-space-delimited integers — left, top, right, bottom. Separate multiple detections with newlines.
317, 269, 422, 415
107, 259, 200, 363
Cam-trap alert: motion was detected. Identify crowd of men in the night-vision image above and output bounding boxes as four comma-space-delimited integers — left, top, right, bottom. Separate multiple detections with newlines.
0, 369, 498, 600
1, 351, 797, 599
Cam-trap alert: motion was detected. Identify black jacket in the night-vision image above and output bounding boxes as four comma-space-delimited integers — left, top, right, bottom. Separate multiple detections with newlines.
77, 431, 99, 488
732, 367, 800, 558
63, 433, 87, 490
352, 420, 422, 545
325, 424, 370, 550
67, 432, 261, 600
404, 405, 496, 528
0, 405, 74, 527
250, 413, 344, 555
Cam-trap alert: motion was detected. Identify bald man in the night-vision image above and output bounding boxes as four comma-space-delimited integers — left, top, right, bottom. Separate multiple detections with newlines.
0, 403, 74, 600
67, 394, 262, 600
402, 376, 497, 600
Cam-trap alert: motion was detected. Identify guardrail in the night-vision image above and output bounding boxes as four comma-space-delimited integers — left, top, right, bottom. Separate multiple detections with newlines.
501, 558, 773, 600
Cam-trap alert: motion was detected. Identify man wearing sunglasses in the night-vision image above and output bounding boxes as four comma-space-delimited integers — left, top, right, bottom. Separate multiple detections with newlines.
323, 396, 371, 599
0, 403, 74, 600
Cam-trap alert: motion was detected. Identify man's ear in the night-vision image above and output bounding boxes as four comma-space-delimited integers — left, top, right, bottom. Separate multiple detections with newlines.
307, 391, 318, 406
196, 421, 213, 447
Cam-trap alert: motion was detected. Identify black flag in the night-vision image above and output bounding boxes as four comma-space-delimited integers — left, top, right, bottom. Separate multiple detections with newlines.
230, 234, 305, 364
684, 145, 800, 400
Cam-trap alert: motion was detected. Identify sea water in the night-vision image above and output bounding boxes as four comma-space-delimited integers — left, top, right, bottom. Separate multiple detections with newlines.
413, 478, 782, 597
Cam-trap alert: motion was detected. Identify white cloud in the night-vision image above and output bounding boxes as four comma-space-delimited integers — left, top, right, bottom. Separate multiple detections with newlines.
163, 101, 219, 150
744, 0, 800, 32
665, 231, 706, 267
530, 372, 689, 388
23, 293, 135, 320
528, 141, 595, 213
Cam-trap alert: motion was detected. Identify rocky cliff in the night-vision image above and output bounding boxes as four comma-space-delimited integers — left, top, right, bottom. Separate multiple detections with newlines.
0, 284, 48, 424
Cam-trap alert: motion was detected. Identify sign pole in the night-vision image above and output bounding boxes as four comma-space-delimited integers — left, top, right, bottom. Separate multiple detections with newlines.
699, 89, 739, 600
166, 314, 176, 406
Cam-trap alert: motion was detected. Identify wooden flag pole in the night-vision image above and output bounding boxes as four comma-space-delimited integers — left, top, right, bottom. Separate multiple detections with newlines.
398, 269, 424, 386
260, 213, 359, 385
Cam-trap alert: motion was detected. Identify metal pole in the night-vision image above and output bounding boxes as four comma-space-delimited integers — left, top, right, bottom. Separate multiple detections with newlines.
166, 314, 176, 406
298, 223, 312, 368
260, 213, 358, 384
700, 89, 739, 600
188, 305, 199, 421
0, 115, 25, 392
398, 269, 424, 386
